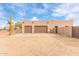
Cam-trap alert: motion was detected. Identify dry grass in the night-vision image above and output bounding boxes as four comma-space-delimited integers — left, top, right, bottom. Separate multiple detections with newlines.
0, 31, 79, 55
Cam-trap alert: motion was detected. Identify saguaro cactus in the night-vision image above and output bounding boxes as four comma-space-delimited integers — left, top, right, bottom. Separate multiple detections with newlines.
9, 15, 13, 35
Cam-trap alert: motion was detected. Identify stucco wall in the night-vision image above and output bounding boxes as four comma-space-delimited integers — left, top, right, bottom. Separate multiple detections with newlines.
58, 26, 72, 37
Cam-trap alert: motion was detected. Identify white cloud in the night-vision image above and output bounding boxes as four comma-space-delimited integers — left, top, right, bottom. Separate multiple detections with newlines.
31, 16, 39, 21
0, 11, 6, 21
0, 6, 4, 11
43, 4, 48, 9
53, 8, 69, 16
8, 4, 27, 15
0, 11, 8, 20
0, 10, 4, 18
65, 13, 74, 20
12, 4, 26, 7
32, 8, 48, 14
0, 10, 9, 29
0, 12, 3, 17
31, 4, 48, 15
52, 3, 79, 17
52, 3, 79, 26
0, 20, 7, 29
17, 9, 26, 17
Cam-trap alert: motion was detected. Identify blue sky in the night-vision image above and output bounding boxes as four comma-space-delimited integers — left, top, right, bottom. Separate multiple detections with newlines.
0, 3, 79, 28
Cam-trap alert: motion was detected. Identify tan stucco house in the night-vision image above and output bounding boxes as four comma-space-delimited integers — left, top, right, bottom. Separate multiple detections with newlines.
21, 20, 73, 37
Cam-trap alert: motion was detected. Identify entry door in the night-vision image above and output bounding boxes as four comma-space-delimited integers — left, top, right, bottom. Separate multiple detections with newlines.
24, 26, 32, 33
55, 26, 58, 33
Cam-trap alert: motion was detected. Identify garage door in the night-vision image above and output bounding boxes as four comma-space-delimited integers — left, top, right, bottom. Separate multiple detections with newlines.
34, 26, 48, 33
24, 26, 32, 33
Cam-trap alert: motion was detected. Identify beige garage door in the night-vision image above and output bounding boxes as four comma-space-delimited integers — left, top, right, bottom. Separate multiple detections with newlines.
34, 26, 48, 33
24, 26, 32, 33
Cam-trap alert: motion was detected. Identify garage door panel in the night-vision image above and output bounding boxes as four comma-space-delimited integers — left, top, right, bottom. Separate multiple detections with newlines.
24, 26, 32, 33
34, 26, 48, 33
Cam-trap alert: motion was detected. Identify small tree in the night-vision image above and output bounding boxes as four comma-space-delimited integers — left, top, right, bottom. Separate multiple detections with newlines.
9, 15, 13, 35
15, 22, 22, 29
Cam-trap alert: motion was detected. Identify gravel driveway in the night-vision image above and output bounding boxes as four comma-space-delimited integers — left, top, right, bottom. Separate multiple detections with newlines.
0, 33, 79, 56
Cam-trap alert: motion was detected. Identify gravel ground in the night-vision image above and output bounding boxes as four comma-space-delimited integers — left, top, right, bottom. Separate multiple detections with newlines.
0, 33, 79, 56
